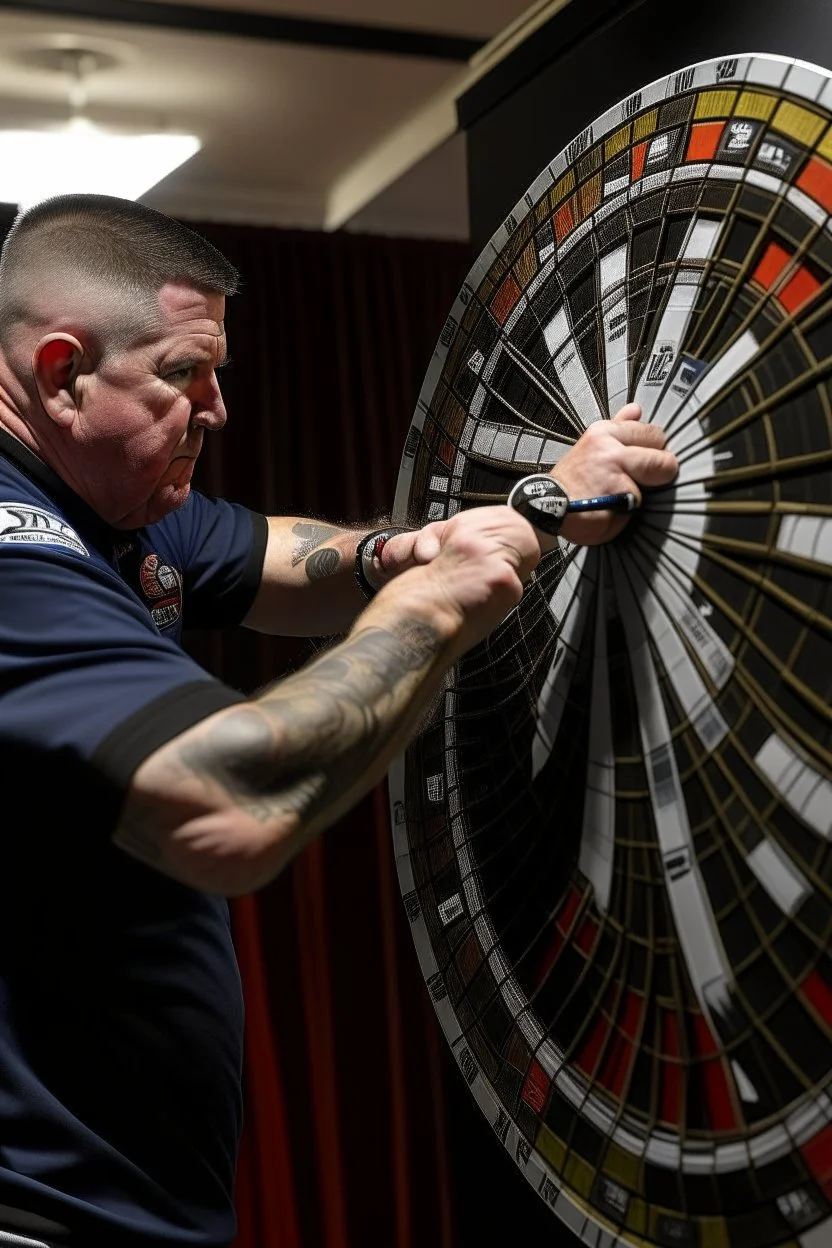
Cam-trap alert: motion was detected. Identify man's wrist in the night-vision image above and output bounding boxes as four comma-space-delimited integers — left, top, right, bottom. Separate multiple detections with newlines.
354, 527, 411, 600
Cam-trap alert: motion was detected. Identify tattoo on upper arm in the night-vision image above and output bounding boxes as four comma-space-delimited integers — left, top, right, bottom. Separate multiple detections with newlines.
305, 547, 341, 580
291, 521, 341, 566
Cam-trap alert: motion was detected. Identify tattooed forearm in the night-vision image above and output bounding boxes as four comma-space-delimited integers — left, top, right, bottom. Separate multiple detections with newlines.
116, 616, 448, 892
290, 521, 341, 566
190, 621, 441, 830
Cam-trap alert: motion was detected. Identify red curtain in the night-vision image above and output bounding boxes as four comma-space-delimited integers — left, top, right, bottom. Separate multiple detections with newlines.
183, 223, 470, 1248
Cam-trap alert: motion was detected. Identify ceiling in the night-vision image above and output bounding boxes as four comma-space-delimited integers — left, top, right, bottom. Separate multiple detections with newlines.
0, 0, 547, 238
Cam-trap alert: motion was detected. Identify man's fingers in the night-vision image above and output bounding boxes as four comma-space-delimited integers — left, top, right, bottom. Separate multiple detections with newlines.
621, 445, 678, 487
611, 401, 642, 423
603, 419, 668, 449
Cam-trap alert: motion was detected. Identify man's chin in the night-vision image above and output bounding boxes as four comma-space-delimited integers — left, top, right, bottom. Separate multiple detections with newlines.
114, 482, 192, 530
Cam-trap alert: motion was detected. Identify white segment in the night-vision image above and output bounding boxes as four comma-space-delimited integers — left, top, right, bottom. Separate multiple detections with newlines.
777, 514, 832, 566
579, 562, 616, 912
466, 419, 570, 467
635, 218, 721, 421
532, 548, 595, 778
610, 554, 734, 1024
801, 1218, 832, 1248
683, 217, 722, 261
756, 734, 832, 838
620, 549, 729, 749
604, 173, 630, 197
788, 185, 827, 228
731, 1060, 760, 1104
746, 169, 784, 195
747, 837, 810, 916
600, 243, 627, 292
660, 328, 758, 437
600, 241, 630, 415
543, 307, 604, 426
634, 552, 734, 689
784, 61, 828, 100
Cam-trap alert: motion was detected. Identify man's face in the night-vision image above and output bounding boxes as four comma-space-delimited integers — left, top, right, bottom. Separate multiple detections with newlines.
71, 282, 228, 529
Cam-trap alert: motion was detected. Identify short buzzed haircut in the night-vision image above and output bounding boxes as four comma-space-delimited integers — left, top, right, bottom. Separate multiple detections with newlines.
0, 194, 239, 354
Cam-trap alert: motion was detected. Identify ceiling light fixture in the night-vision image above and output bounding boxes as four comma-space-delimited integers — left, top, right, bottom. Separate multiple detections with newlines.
0, 45, 201, 209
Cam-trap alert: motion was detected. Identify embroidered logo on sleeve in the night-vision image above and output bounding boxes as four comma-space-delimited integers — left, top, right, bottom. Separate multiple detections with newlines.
0, 502, 88, 556
139, 553, 183, 629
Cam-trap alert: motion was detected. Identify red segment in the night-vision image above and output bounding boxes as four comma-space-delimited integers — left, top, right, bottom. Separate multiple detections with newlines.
801, 969, 832, 1029
686, 122, 724, 163
491, 273, 522, 326
521, 1059, 550, 1113
438, 437, 455, 467
576, 1010, 610, 1078
554, 200, 574, 243
660, 1010, 683, 1126
753, 240, 793, 290
631, 141, 647, 181
797, 156, 832, 214
533, 887, 582, 986
598, 991, 644, 1098
574, 916, 599, 955
692, 1014, 739, 1131
779, 264, 823, 314
801, 1123, 832, 1200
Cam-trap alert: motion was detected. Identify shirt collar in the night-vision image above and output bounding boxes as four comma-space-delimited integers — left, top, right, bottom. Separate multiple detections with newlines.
0, 425, 134, 556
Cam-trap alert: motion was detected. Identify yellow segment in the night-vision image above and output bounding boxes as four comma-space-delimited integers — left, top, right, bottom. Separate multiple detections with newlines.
563, 1152, 594, 1198
698, 1217, 731, 1248
735, 90, 777, 121
817, 125, 832, 162
772, 100, 826, 146
605, 124, 631, 160
552, 170, 575, 205
514, 240, 538, 288
603, 1142, 641, 1188
535, 1124, 566, 1171
624, 1197, 647, 1235
694, 89, 738, 119
633, 108, 658, 141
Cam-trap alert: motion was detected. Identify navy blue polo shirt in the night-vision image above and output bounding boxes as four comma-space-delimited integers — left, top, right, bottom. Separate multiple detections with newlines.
0, 428, 269, 1247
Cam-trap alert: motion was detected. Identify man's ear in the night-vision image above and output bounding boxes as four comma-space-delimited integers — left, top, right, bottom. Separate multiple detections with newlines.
32, 333, 85, 427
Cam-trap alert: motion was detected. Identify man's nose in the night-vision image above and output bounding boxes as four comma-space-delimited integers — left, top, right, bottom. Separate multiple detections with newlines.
191, 374, 227, 432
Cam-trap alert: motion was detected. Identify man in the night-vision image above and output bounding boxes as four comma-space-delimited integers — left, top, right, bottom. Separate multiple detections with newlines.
0, 195, 676, 1247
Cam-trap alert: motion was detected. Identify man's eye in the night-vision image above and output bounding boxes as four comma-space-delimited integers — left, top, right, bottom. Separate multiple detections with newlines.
165, 366, 195, 385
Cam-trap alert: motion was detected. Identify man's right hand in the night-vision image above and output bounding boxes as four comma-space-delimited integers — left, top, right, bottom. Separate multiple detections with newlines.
389, 504, 541, 652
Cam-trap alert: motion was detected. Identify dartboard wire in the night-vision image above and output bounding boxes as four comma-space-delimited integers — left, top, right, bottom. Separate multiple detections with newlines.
607, 548, 738, 1044
470, 294, 587, 440
492, 252, 608, 432
470, 367, 578, 442
655, 266, 832, 441
620, 539, 831, 903
687, 168, 803, 365
660, 283, 832, 451
630, 526, 832, 742
635, 517, 832, 655
628, 193, 724, 418
669, 358, 832, 469
496, 329, 587, 438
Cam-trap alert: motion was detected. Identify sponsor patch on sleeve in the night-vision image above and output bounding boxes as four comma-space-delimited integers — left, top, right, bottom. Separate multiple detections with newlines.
0, 502, 89, 557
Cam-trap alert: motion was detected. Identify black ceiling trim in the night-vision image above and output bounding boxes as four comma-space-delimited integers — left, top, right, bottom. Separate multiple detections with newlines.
0, 0, 486, 61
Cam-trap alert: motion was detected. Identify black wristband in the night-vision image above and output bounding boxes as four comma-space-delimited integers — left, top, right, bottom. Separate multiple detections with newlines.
507, 474, 569, 537
354, 527, 410, 601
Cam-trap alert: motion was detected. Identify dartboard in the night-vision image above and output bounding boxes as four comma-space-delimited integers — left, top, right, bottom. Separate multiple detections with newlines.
390, 53, 832, 1248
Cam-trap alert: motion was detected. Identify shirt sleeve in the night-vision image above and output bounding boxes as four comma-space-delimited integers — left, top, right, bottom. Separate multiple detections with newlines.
0, 542, 245, 833
156, 491, 269, 630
